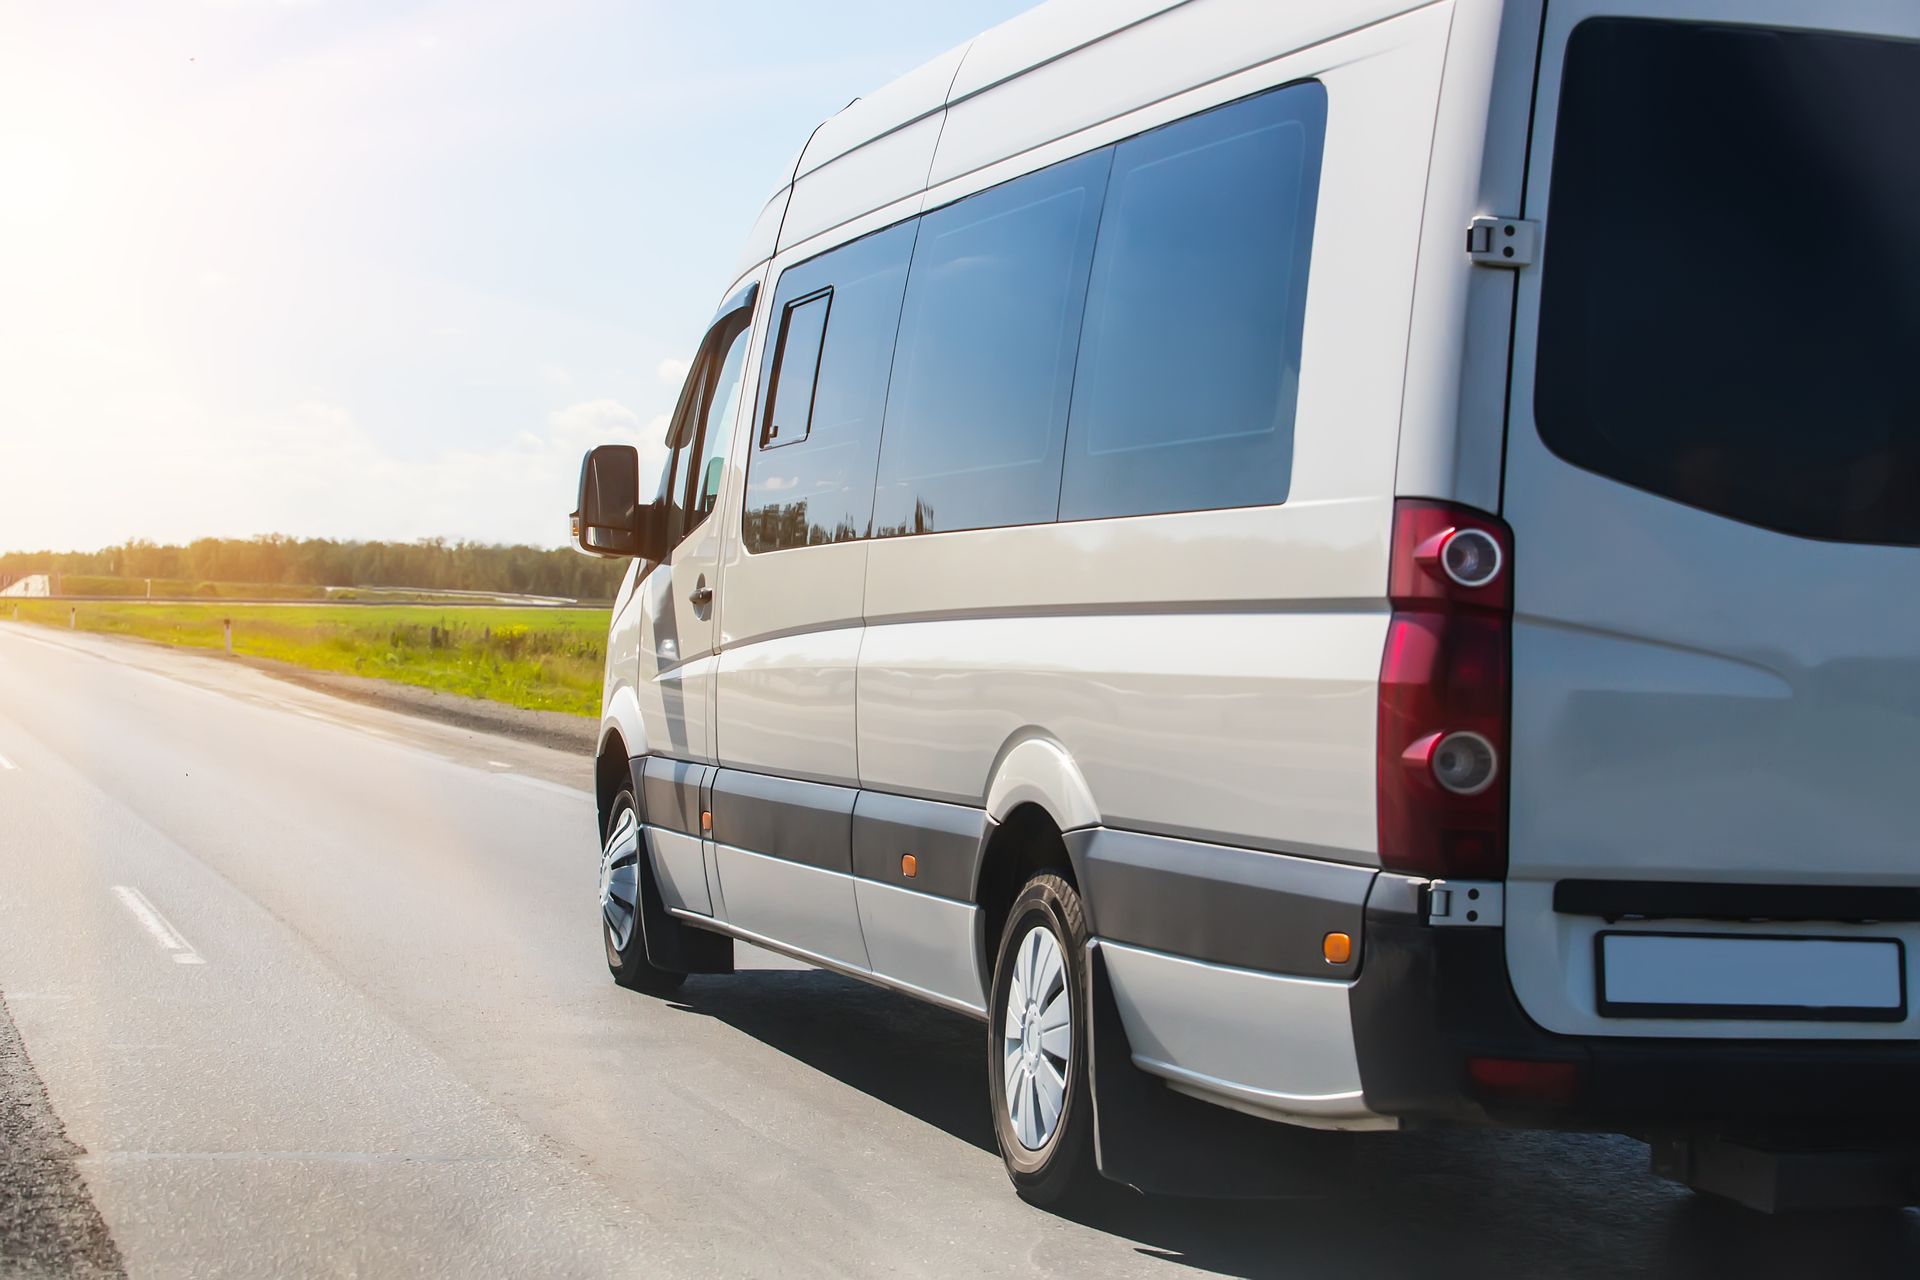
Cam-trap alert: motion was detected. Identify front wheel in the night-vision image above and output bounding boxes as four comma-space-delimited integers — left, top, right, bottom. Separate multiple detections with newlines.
599, 790, 686, 997
988, 873, 1096, 1208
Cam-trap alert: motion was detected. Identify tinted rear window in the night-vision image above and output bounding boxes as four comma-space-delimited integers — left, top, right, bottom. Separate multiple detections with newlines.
1535, 19, 1920, 546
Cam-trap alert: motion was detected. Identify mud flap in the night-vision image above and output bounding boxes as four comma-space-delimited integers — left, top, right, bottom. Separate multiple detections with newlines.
637, 846, 733, 974
1086, 942, 1347, 1198
628, 758, 732, 975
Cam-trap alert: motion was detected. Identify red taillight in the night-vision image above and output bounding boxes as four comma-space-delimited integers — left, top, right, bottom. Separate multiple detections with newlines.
1466, 1056, 1580, 1107
1377, 499, 1512, 879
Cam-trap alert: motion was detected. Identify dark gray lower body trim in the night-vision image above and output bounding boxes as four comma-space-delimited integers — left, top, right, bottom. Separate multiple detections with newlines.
850, 789, 987, 902
1068, 828, 1374, 978
641, 755, 1376, 981
710, 768, 854, 875
641, 757, 706, 836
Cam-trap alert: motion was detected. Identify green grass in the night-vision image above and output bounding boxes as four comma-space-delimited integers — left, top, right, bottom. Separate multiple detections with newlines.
46, 575, 330, 599
3, 600, 611, 717
36, 576, 534, 602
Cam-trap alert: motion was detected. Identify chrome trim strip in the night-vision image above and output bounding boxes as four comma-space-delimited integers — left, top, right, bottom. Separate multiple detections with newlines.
669, 908, 988, 1020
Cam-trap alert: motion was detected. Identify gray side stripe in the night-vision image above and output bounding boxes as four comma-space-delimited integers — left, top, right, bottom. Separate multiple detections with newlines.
644, 757, 1374, 981
850, 789, 986, 903
1071, 828, 1375, 979
642, 757, 706, 837
710, 769, 854, 875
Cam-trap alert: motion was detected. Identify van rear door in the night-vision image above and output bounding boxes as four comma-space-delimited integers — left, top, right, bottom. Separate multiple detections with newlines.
1499, 3, 1920, 1039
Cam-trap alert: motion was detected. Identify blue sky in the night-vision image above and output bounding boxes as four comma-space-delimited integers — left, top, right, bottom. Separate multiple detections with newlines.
0, 0, 1037, 551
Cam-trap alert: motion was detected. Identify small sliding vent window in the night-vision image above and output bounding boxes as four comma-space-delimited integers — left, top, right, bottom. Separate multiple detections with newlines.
761, 290, 831, 449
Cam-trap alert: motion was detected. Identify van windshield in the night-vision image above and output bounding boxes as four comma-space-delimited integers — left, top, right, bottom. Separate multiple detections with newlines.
1534, 18, 1920, 546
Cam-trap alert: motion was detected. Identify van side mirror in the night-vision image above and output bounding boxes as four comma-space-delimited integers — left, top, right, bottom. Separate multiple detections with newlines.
572, 445, 666, 560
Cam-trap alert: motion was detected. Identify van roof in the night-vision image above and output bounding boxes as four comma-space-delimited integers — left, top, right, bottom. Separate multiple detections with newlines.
790, 0, 1431, 181
794, 1, 1169, 180
726, 0, 1446, 283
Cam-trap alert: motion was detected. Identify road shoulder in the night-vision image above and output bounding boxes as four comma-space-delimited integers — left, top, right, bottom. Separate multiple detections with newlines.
0, 618, 596, 756
236, 658, 596, 755
0, 994, 122, 1278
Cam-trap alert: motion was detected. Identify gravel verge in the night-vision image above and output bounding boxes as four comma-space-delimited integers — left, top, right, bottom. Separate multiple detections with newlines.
234, 657, 599, 754
0, 995, 123, 1278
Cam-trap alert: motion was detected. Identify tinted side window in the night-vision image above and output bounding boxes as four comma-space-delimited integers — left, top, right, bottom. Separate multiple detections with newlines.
1059, 82, 1326, 522
683, 320, 753, 534
659, 357, 708, 541
872, 151, 1109, 536
742, 221, 916, 553
1536, 20, 1920, 546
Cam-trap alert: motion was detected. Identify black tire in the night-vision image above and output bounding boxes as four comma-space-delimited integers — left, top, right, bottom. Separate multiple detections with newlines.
988, 873, 1097, 1209
599, 789, 686, 997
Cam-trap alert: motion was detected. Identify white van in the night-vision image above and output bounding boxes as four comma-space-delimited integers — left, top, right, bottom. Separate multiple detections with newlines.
572, 0, 1920, 1211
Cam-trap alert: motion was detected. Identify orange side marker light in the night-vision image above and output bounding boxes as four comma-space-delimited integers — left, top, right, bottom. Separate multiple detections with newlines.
1323, 932, 1352, 965
901, 854, 918, 878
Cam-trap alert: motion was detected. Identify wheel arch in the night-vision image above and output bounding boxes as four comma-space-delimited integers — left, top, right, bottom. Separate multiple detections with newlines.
973, 806, 1086, 988
972, 734, 1101, 996
597, 684, 647, 813
595, 726, 640, 833
982, 734, 1099, 832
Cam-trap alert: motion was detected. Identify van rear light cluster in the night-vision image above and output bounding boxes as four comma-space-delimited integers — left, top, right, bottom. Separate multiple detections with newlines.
1377, 499, 1513, 879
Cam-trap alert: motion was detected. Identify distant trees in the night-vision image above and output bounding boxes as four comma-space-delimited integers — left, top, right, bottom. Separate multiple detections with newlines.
0, 535, 627, 601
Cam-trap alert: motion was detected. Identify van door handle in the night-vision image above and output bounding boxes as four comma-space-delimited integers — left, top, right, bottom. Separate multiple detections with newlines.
689, 582, 713, 607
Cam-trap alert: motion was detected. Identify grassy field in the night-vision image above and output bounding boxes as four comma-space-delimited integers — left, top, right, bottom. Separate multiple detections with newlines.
37, 575, 330, 599
19, 575, 574, 603
3, 600, 611, 717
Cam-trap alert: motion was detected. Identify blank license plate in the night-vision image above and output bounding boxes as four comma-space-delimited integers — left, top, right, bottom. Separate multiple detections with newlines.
1597, 932, 1906, 1022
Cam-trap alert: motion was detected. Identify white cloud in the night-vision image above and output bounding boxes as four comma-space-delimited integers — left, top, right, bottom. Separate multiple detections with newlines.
536, 361, 572, 387
656, 357, 690, 388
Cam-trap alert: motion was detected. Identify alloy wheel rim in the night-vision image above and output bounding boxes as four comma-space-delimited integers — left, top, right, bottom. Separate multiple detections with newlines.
1002, 922, 1072, 1151
600, 808, 640, 953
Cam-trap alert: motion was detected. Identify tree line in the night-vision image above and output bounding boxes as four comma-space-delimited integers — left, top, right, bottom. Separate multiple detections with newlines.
0, 535, 626, 600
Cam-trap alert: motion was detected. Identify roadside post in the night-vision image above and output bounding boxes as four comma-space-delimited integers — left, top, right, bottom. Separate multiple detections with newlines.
69, 608, 76, 630
224, 617, 233, 655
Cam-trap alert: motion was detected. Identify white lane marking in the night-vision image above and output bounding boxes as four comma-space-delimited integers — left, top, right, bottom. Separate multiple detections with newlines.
486, 760, 512, 769
0, 753, 14, 770
500, 772, 593, 801
246, 696, 397, 740
111, 886, 206, 965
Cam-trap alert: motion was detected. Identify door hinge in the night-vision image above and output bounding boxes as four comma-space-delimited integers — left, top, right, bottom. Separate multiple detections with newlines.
1467, 216, 1538, 268
1427, 879, 1504, 927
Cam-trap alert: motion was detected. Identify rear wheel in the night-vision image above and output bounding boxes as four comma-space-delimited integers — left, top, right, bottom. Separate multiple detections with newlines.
988, 873, 1096, 1208
599, 790, 686, 996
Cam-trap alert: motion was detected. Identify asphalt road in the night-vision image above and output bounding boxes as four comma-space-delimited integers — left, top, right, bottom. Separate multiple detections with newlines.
2, 622, 1918, 1278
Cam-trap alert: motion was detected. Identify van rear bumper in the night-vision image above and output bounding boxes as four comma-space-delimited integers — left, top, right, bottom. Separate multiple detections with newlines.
1350, 897, 1920, 1138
